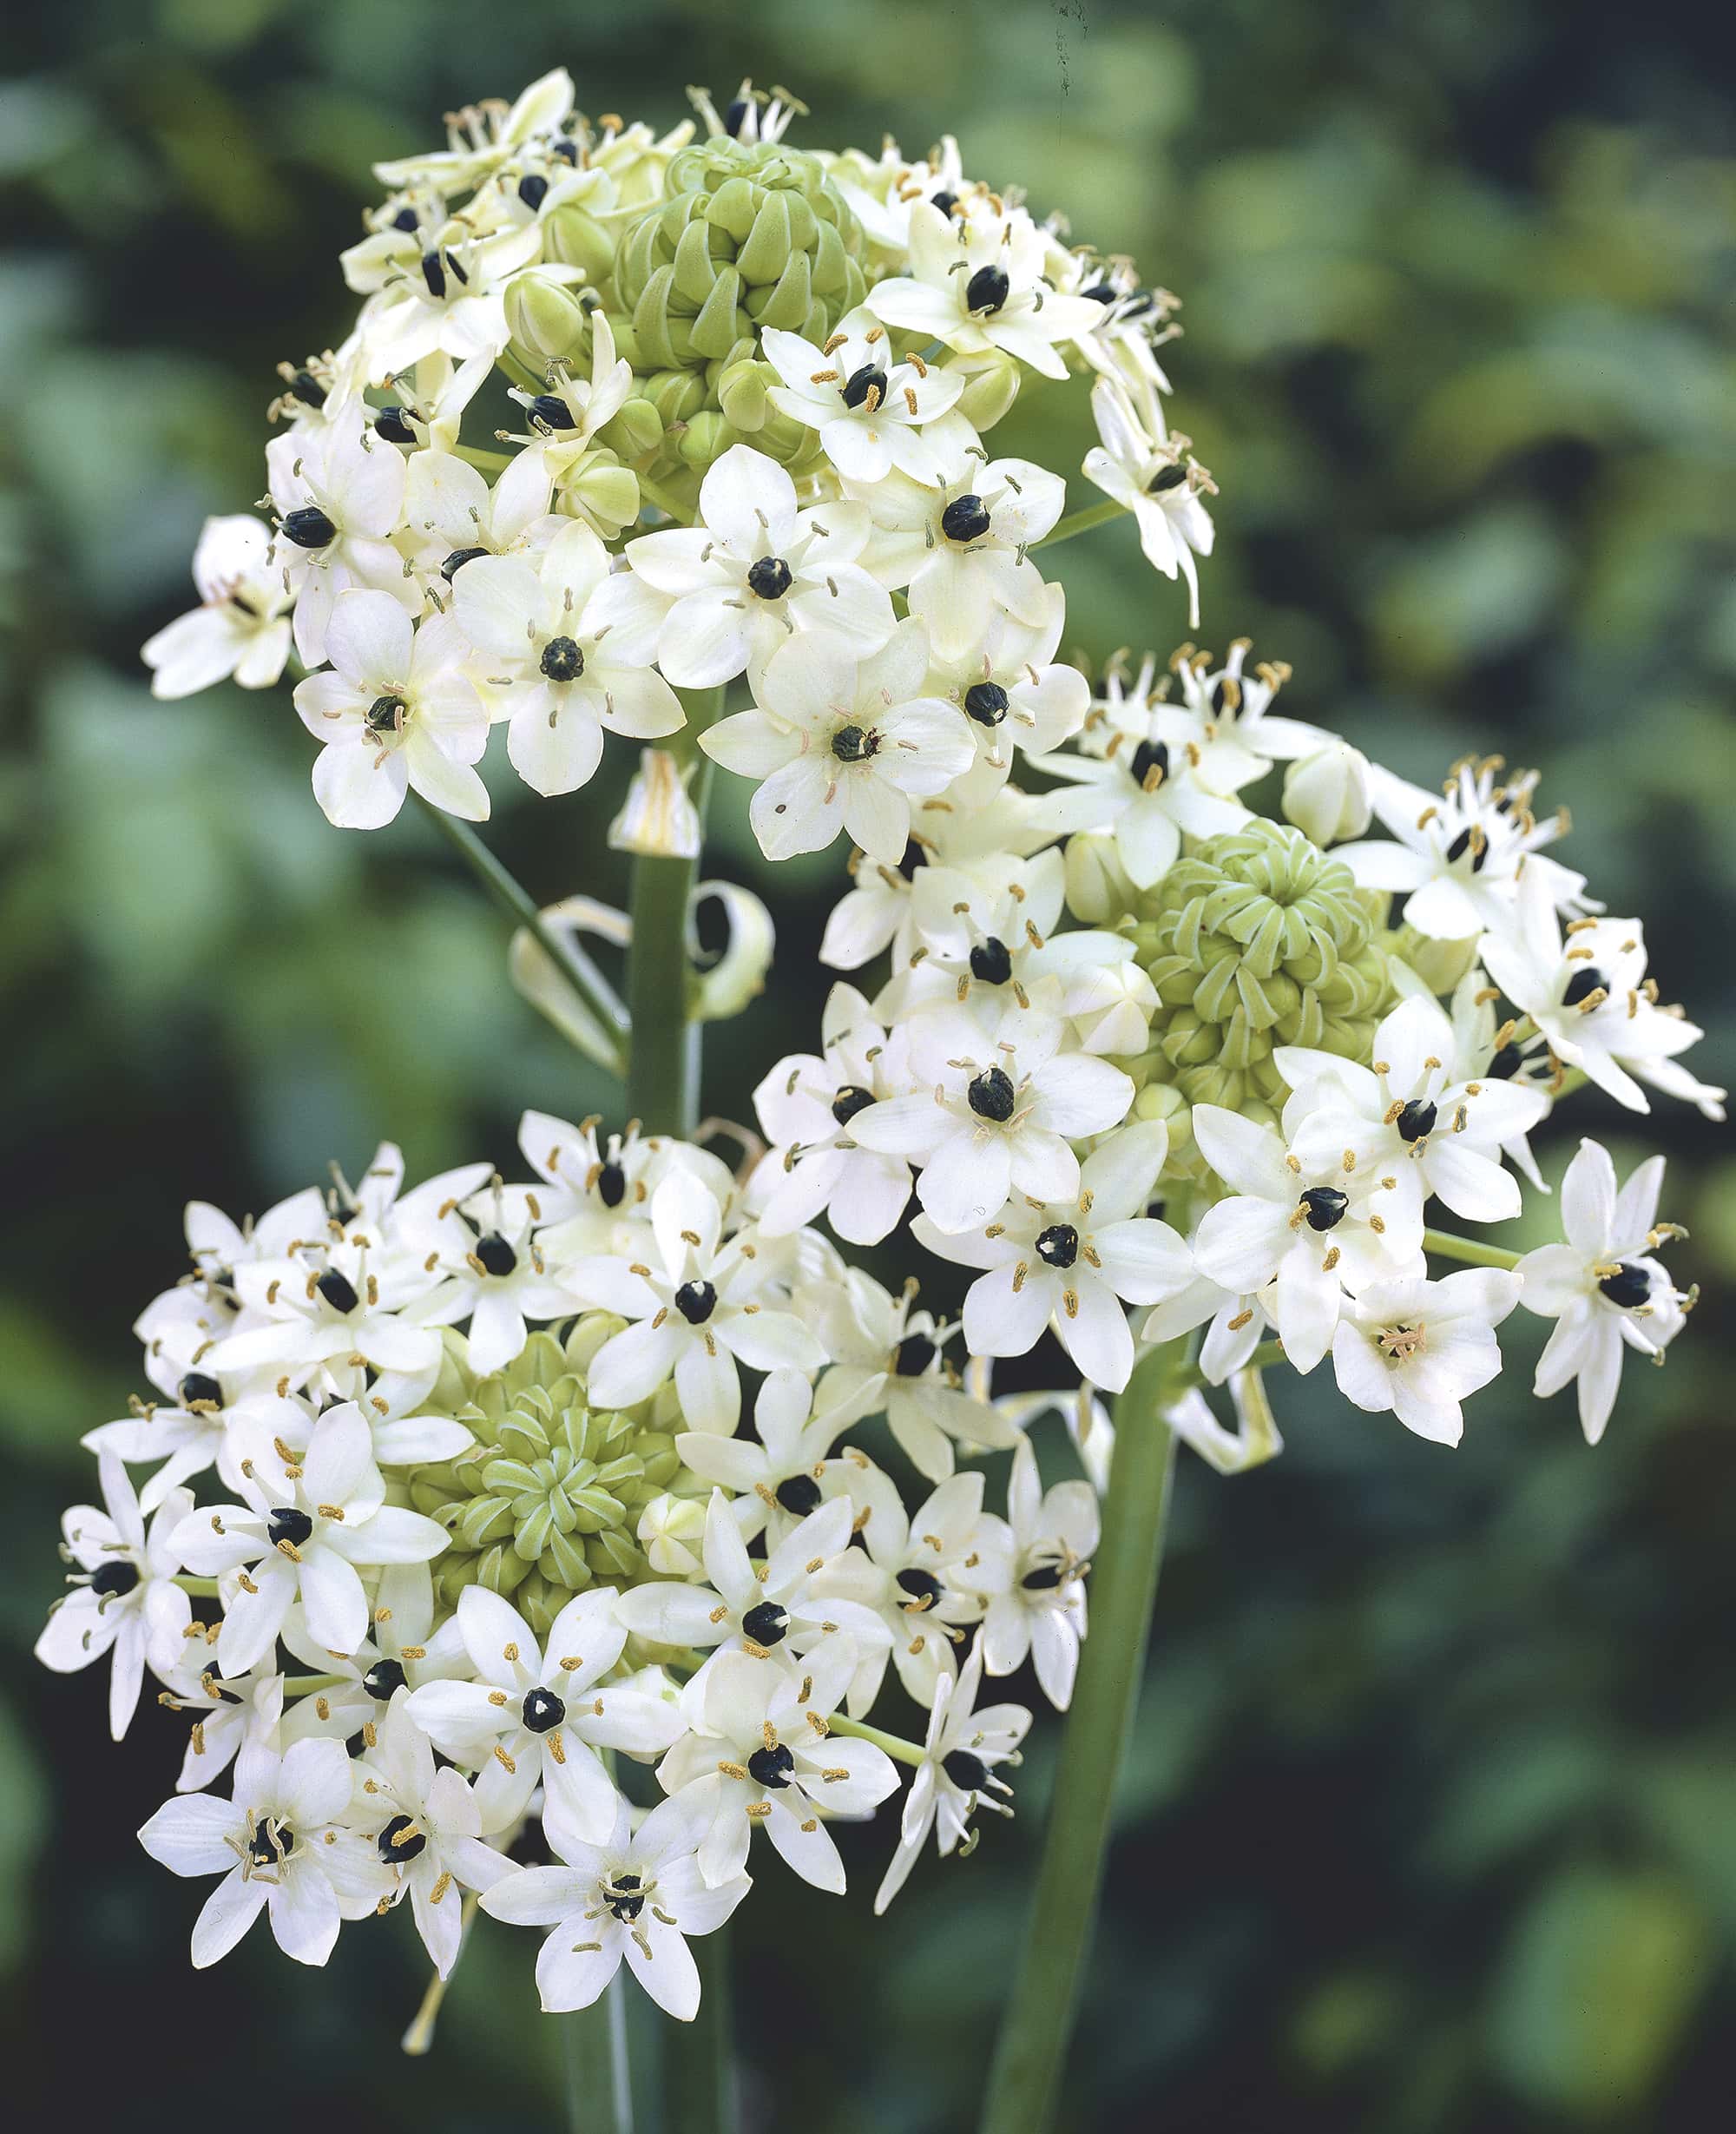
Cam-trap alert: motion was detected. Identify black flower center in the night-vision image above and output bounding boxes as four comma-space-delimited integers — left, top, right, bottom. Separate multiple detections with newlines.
943, 1748, 990, 1791
597, 1161, 628, 1208
475, 1232, 518, 1278
931, 190, 958, 218
178, 1371, 224, 1409
1021, 1560, 1066, 1591
317, 1268, 360, 1314
281, 506, 336, 550
440, 545, 490, 582
740, 1600, 790, 1648
1299, 1187, 1349, 1232
675, 1279, 717, 1325
1488, 1044, 1523, 1080
1562, 965, 1607, 1009
1147, 463, 1189, 493
375, 405, 418, 445
1396, 1099, 1437, 1143
378, 1813, 427, 1863
967, 1064, 1017, 1123
529, 392, 575, 431
289, 370, 326, 410
840, 363, 888, 410
268, 1506, 314, 1551
248, 1821, 294, 1870
606, 1872, 645, 1921
1036, 1223, 1080, 1269
892, 1332, 937, 1377
419, 250, 447, 298
366, 694, 405, 734
1599, 1262, 1652, 1309
897, 1567, 944, 1609
517, 173, 549, 213
970, 938, 1013, 985
776, 1473, 823, 1516
90, 1559, 140, 1599
363, 1659, 406, 1702
963, 682, 1009, 726
964, 264, 1010, 315
1130, 739, 1169, 787
540, 635, 584, 682
746, 556, 793, 600
522, 1687, 567, 1735
941, 493, 991, 543
832, 1083, 875, 1126
831, 723, 878, 763
1443, 825, 1489, 871
746, 1742, 796, 1789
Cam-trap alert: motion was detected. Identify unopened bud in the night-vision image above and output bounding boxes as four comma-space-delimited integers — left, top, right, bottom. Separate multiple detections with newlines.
556, 449, 640, 539
542, 201, 615, 282
504, 270, 589, 365
595, 398, 664, 461
609, 748, 700, 859
1387, 925, 1482, 996
1282, 741, 1371, 847
950, 351, 1022, 432
1064, 830, 1137, 924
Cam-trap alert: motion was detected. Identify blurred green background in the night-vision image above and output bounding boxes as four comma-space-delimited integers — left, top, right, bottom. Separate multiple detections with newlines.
3, 1, 1733, 2127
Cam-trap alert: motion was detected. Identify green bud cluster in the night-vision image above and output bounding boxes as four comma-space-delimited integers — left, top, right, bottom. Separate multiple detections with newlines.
410, 1327, 705, 1637
1123, 820, 1391, 1115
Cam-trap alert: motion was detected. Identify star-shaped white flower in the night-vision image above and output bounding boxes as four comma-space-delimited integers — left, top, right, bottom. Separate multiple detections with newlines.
1331, 1268, 1522, 1446
761, 306, 965, 482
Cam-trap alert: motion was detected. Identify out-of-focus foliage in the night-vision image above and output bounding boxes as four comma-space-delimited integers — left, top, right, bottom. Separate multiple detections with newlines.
2, 3, 1732, 2129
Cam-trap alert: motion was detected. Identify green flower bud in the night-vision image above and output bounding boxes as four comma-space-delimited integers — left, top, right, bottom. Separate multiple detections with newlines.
542, 201, 617, 283
504, 270, 590, 366
610, 138, 867, 378
951, 352, 1023, 431
633, 367, 710, 427
554, 448, 641, 540
595, 396, 665, 462
675, 411, 744, 469
1385, 923, 1481, 996
410, 1327, 707, 1638
1124, 820, 1391, 1112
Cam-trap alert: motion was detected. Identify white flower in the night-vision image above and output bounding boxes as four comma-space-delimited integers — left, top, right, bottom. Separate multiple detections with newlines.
872, 1643, 1030, 1913
808, 1465, 990, 1709
922, 1121, 1193, 1394
142, 516, 299, 699
637, 1490, 708, 1577
278, 1560, 464, 1748
35, 1453, 191, 1739
515, 1110, 732, 1263
704, 620, 973, 866
1141, 1266, 1274, 1386
350, 1696, 515, 1975
1191, 1104, 1424, 1373
869, 201, 1101, 380
1517, 1138, 1692, 1443
571, 1165, 826, 1434
505, 311, 634, 454
925, 590, 1090, 803
976, 1438, 1098, 1709
1336, 759, 1592, 943
372, 68, 576, 192
658, 1647, 898, 1893
266, 402, 416, 666
761, 306, 965, 482
479, 1788, 748, 2019
170, 1405, 449, 1675
851, 1004, 1134, 1235
157, 1664, 282, 1795
406, 1176, 588, 1374
406, 1584, 676, 1837
138, 1736, 380, 1968
1479, 873, 1725, 1121
843, 412, 1065, 662
344, 214, 541, 374
293, 593, 490, 829
613, 1490, 887, 1676
1331, 1268, 1522, 1446
747, 983, 915, 1243
1082, 374, 1215, 626
676, 1368, 863, 1551
617, 445, 893, 688
1279, 992, 1549, 1226
806, 1270, 1017, 1483
401, 445, 561, 585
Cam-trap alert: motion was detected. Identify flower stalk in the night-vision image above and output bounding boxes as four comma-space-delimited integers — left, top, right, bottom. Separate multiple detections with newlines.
977, 1340, 1185, 2134
1029, 497, 1127, 551
1423, 1227, 1522, 1272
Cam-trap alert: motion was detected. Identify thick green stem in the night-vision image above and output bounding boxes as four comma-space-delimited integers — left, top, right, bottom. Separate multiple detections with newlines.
415, 799, 629, 1072
562, 1972, 634, 2134
827, 1713, 927, 1768
1423, 1227, 1522, 1271
1030, 497, 1126, 552
977, 1342, 1184, 2134
625, 688, 721, 1136
664, 1931, 735, 2133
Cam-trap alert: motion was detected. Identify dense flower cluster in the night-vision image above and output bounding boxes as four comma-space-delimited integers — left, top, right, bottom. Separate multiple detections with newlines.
50, 70, 1720, 2034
